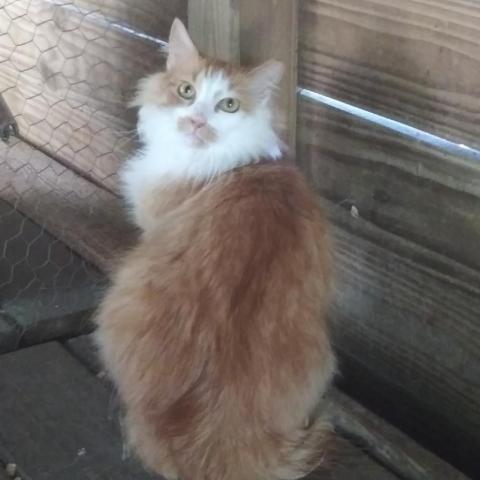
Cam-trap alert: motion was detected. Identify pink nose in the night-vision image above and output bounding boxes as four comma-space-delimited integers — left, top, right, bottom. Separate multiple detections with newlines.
188, 115, 207, 130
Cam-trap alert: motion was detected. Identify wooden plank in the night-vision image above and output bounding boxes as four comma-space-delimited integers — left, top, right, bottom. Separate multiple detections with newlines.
0, 196, 103, 345
188, 0, 298, 150
325, 201, 480, 478
298, 0, 480, 149
0, 0, 186, 191
0, 138, 135, 272
297, 98, 480, 271
328, 390, 470, 480
2, 286, 97, 345
65, 333, 104, 376
0, 342, 156, 479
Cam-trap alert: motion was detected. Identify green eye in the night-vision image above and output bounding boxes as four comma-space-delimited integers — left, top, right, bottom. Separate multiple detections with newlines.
177, 81, 195, 100
217, 97, 240, 113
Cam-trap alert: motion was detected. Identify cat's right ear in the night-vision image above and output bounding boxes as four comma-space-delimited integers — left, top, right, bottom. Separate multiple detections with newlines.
167, 19, 200, 71
247, 60, 284, 98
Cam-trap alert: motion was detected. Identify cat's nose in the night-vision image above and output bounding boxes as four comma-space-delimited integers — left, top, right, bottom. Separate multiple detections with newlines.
188, 115, 207, 130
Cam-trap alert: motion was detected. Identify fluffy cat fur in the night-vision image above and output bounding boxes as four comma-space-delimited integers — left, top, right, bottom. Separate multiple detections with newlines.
95, 18, 336, 480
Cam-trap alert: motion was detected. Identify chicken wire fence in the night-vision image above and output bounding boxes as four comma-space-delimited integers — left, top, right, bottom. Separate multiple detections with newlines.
0, 0, 183, 347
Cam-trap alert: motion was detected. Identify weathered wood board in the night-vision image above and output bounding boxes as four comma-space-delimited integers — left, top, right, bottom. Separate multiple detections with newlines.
296, 3, 480, 474
297, 98, 480, 271
0, 342, 156, 479
298, 0, 480, 149
0, 197, 102, 347
0, 0, 187, 191
0, 138, 135, 272
327, 201, 480, 478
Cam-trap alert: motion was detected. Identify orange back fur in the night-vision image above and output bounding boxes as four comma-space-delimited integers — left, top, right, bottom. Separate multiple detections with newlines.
95, 161, 336, 480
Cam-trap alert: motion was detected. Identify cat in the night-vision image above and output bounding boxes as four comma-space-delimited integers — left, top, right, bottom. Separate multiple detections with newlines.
94, 18, 336, 480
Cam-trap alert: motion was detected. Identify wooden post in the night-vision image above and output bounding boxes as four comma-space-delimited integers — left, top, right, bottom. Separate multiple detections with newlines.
238, 1, 298, 152
188, 0, 298, 152
188, 0, 240, 64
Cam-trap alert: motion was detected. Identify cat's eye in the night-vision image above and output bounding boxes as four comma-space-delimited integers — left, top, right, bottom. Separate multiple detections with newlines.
177, 81, 196, 100
217, 98, 240, 113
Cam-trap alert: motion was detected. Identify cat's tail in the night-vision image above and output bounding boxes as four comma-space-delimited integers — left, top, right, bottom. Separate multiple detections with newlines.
270, 414, 336, 480
181, 413, 335, 480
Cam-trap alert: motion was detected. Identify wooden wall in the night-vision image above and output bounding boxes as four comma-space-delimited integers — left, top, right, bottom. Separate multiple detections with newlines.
299, 0, 480, 149
297, 1, 480, 477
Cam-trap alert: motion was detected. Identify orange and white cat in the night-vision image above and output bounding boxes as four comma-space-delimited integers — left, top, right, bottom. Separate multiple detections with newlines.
95, 18, 336, 480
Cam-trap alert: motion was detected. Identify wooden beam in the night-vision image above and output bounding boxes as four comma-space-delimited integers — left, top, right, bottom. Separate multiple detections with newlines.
188, 0, 298, 152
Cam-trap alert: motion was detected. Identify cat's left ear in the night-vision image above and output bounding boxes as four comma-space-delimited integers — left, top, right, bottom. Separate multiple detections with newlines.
167, 18, 200, 71
248, 60, 284, 97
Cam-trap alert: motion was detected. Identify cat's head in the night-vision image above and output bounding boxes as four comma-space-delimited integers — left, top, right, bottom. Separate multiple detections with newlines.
132, 19, 285, 168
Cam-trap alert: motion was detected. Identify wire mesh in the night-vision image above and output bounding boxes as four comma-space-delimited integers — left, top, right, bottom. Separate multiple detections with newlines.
0, 0, 187, 349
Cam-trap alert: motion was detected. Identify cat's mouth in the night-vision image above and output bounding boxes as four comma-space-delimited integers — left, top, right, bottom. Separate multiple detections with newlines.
177, 117, 217, 148
185, 128, 212, 147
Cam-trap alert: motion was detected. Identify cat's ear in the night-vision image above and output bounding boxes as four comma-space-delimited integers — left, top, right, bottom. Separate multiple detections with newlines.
248, 60, 284, 97
167, 18, 200, 71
